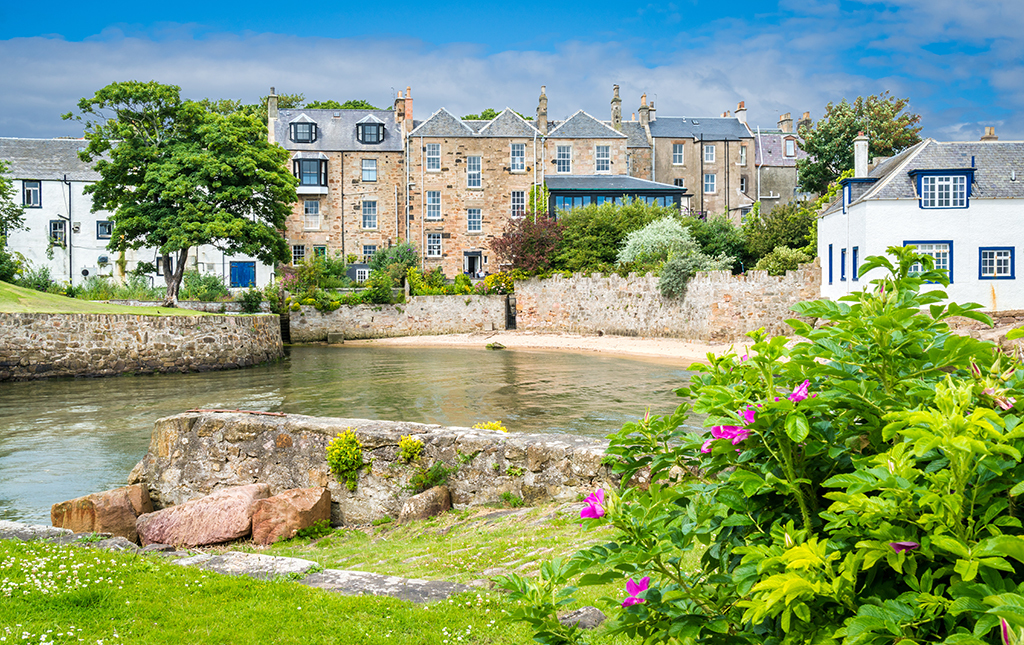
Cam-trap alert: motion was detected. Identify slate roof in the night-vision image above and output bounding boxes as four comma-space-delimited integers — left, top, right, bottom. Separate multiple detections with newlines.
546, 175, 684, 193
618, 122, 650, 148
0, 138, 99, 181
754, 131, 807, 167
648, 116, 752, 141
546, 111, 626, 139
408, 108, 477, 137
477, 109, 542, 137
274, 109, 403, 152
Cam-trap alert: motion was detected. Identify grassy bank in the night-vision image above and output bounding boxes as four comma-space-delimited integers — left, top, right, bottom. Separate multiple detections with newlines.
0, 281, 205, 315
2, 503, 674, 644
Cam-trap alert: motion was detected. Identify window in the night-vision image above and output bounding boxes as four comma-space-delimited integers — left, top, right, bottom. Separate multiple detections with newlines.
740, 176, 747, 193
229, 261, 256, 288
511, 143, 525, 172
840, 248, 847, 281
356, 268, 369, 282
363, 245, 377, 262
595, 146, 610, 173
556, 145, 572, 173
23, 181, 41, 207
362, 201, 377, 229
426, 191, 441, 220
303, 200, 320, 230
921, 175, 968, 208
739, 145, 747, 166
467, 156, 482, 188
156, 255, 173, 276
906, 241, 953, 281
426, 233, 442, 257
511, 191, 526, 217
852, 247, 860, 281
426, 143, 440, 171
980, 248, 1014, 280
785, 139, 796, 157
291, 245, 305, 265
828, 244, 833, 284
467, 208, 482, 232
356, 123, 384, 144
49, 220, 66, 245
704, 145, 715, 163
96, 221, 113, 239
672, 144, 684, 165
290, 122, 317, 143
294, 159, 327, 186
703, 173, 716, 194
362, 159, 377, 182
673, 178, 685, 188
313, 246, 326, 257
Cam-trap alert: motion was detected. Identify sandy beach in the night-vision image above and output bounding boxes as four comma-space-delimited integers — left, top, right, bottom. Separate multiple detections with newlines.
343, 331, 752, 365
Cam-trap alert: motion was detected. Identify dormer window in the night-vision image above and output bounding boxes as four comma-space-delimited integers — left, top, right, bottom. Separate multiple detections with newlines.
784, 138, 796, 157
290, 122, 317, 143
921, 175, 967, 208
357, 123, 384, 144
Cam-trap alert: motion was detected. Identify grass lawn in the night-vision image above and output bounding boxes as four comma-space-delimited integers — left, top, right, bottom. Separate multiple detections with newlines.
0, 281, 206, 316
2, 502, 675, 644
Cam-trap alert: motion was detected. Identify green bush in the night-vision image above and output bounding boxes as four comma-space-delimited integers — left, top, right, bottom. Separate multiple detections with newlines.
682, 214, 750, 272
363, 272, 395, 305
554, 199, 677, 273
407, 462, 456, 493
0, 238, 23, 282
326, 429, 364, 492
753, 245, 812, 276
368, 243, 418, 285
483, 272, 515, 295
743, 200, 817, 264
238, 287, 264, 313
179, 270, 229, 302
398, 435, 424, 463
658, 248, 734, 299
15, 263, 53, 292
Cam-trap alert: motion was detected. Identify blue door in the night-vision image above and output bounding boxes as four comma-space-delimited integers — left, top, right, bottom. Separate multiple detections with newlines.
230, 261, 256, 288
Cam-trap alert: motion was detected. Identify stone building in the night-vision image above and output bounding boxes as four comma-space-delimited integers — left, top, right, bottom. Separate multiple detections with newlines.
752, 111, 814, 214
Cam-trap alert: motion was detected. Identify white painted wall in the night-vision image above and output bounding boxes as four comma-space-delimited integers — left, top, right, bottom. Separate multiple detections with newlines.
819, 198, 1024, 311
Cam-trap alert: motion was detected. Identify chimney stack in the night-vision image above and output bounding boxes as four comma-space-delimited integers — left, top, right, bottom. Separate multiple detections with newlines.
267, 87, 278, 144
611, 84, 622, 131
735, 101, 747, 125
536, 86, 548, 135
981, 126, 998, 141
404, 87, 414, 135
854, 131, 869, 178
394, 90, 405, 129
648, 100, 656, 122
638, 94, 649, 127
797, 111, 812, 132
778, 113, 793, 133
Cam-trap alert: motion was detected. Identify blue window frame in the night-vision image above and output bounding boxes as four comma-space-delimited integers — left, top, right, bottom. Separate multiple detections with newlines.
904, 240, 954, 283
230, 261, 256, 288
840, 248, 847, 281
852, 247, 859, 281
828, 244, 833, 285
96, 220, 113, 239
979, 247, 1015, 280
910, 169, 974, 209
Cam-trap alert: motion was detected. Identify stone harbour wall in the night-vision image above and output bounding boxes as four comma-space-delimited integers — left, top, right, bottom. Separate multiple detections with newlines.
289, 295, 507, 342
0, 313, 283, 381
514, 259, 821, 343
129, 411, 614, 526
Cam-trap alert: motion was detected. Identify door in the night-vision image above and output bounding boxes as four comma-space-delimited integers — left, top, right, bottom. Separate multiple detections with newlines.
230, 261, 256, 288
464, 251, 482, 275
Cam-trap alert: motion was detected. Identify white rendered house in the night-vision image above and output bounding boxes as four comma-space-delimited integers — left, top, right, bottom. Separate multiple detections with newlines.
818, 131, 1024, 311
1, 138, 275, 289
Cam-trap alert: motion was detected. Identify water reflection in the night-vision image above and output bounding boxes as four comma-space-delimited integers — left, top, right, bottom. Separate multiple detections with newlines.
0, 345, 692, 523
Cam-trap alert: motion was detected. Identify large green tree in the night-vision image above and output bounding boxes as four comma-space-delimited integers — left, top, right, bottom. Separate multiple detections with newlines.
64, 81, 297, 306
0, 160, 26, 238
798, 91, 922, 194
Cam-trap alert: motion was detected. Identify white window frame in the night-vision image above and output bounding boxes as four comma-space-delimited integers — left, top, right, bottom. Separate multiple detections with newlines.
704, 173, 717, 194
362, 159, 377, 182
425, 191, 441, 220
740, 176, 747, 193
921, 175, 967, 208
356, 268, 369, 282
303, 199, 321, 230
426, 233, 442, 257
467, 208, 482, 232
362, 200, 378, 229
291, 244, 305, 265
362, 245, 377, 262
674, 178, 685, 188
49, 220, 66, 245
784, 139, 796, 157
467, 156, 482, 188
739, 145, 747, 166
907, 241, 952, 278
290, 122, 316, 143
511, 191, 526, 218
672, 143, 684, 166
595, 146, 610, 173
980, 248, 1013, 279
23, 181, 41, 207
426, 143, 441, 171
510, 143, 525, 172
704, 144, 715, 163
556, 145, 572, 174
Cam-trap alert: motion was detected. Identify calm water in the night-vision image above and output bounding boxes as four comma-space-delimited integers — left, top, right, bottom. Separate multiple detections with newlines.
0, 345, 693, 523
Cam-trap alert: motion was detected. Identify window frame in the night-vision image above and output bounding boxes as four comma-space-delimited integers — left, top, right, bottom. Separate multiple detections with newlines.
362, 245, 377, 262
356, 268, 369, 282
23, 180, 41, 208
739, 176, 747, 193
356, 123, 384, 144
703, 144, 715, 163
361, 159, 377, 182
362, 200, 378, 229
425, 191, 441, 220
291, 244, 306, 265
96, 220, 113, 240
426, 143, 441, 171
229, 260, 257, 288
303, 199, 321, 230
49, 219, 66, 245
313, 246, 326, 258
467, 208, 482, 233
840, 248, 847, 281
905, 240, 954, 283
510, 143, 526, 172
784, 138, 796, 157
511, 191, 526, 218
290, 122, 317, 143
672, 143, 684, 166
852, 246, 860, 281
426, 233, 442, 258
739, 145, 747, 166
595, 145, 610, 173
828, 244, 833, 285
673, 178, 685, 188
979, 247, 1015, 280
467, 155, 482, 188
919, 174, 968, 209
294, 159, 328, 186
556, 145, 572, 174
703, 173, 716, 194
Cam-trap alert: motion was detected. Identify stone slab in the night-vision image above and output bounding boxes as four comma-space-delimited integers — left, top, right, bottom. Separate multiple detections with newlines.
302, 569, 470, 603
191, 552, 320, 580
0, 520, 73, 541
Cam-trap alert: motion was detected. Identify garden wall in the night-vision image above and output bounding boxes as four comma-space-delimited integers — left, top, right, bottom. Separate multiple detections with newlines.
0, 313, 283, 381
288, 295, 507, 342
514, 260, 821, 343
129, 411, 615, 526
107, 300, 272, 313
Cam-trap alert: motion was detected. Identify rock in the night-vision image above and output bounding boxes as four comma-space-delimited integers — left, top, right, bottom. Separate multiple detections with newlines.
135, 483, 270, 547
302, 568, 470, 603
559, 606, 607, 630
398, 486, 451, 523
193, 552, 319, 580
251, 487, 331, 546
0, 520, 72, 542
51, 484, 153, 544
140, 543, 177, 554
92, 536, 141, 554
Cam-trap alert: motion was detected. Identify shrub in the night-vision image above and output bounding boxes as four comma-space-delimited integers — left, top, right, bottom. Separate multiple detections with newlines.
658, 247, 734, 299
489, 214, 563, 273
363, 272, 395, 304
293, 519, 333, 541
408, 462, 456, 493
0, 238, 23, 282
16, 263, 53, 292
179, 270, 229, 302
753, 245, 812, 276
398, 435, 424, 463
472, 421, 508, 433
238, 287, 264, 314
742, 200, 817, 263
483, 272, 515, 295
682, 214, 750, 272
326, 429, 363, 491
368, 243, 418, 285
554, 199, 675, 273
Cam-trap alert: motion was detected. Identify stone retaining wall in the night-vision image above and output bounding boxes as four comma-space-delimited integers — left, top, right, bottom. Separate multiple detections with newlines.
129, 412, 614, 526
289, 295, 507, 342
0, 313, 283, 381
514, 260, 821, 342
107, 300, 271, 313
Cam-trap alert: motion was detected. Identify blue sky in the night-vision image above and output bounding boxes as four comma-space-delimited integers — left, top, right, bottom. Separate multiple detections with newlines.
1, 0, 1020, 140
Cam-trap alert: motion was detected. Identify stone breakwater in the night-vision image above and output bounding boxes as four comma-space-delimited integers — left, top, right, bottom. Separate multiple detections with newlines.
129, 411, 615, 526
0, 313, 283, 381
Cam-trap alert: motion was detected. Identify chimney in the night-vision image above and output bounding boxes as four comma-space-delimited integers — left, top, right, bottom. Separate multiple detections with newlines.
778, 112, 793, 133
722, 110, 730, 118
267, 87, 278, 144
394, 90, 405, 129
735, 101, 747, 125
638, 93, 649, 127
854, 131, 869, 178
611, 84, 622, 131
797, 111, 812, 133
536, 86, 548, 135
981, 126, 998, 141
648, 100, 655, 122
404, 87, 414, 135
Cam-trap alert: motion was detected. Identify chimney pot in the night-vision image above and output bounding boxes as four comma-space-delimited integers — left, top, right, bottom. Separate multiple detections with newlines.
738, 100, 745, 110
778, 113, 793, 133
981, 126, 998, 141
854, 132, 870, 178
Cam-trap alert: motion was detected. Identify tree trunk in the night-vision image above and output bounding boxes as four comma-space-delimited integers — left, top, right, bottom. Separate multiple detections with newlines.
161, 247, 189, 307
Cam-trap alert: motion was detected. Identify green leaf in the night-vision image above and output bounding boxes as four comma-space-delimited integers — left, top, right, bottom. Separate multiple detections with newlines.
785, 411, 811, 443
955, 558, 980, 582
932, 535, 971, 558
977, 535, 1024, 564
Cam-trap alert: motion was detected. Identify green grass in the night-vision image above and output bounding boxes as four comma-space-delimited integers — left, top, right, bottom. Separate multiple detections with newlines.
1, 502, 680, 644
0, 281, 206, 315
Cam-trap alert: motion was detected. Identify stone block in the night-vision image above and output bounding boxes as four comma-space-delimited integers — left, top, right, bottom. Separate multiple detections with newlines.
51, 484, 153, 543
398, 486, 451, 523
251, 487, 331, 546
135, 483, 270, 547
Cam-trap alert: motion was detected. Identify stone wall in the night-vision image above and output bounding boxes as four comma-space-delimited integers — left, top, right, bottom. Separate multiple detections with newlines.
129, 412, 614, 526
0, 313, 283, 381
514, 260, 821, 342
107, 300, 271, 313
289, 294, 507, 342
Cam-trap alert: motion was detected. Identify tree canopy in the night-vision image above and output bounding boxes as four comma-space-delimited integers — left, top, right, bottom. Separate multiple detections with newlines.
64, 80, 297, 306
0, 160, 26, 238
306, 99, 381, 110
462, 108, 532, 121
797, 91, 922, 194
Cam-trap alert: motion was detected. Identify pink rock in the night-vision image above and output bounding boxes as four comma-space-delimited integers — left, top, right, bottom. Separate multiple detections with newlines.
251, 487, 331, 546
398, 486, 451, 523
136, 484, 270, 547
51, 484, 153, 544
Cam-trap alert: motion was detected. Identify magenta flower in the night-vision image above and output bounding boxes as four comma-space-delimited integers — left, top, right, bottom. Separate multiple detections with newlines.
789, 380, 811, 403
889, 541, 919, 553
622, 576, 650, 607
700, 439, 714, 453
1002, 618, 1018, 645
997, 396, 1017, 411
580, 489, 605, 519
739, 407, 757, 425
712, 425, 750, 445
